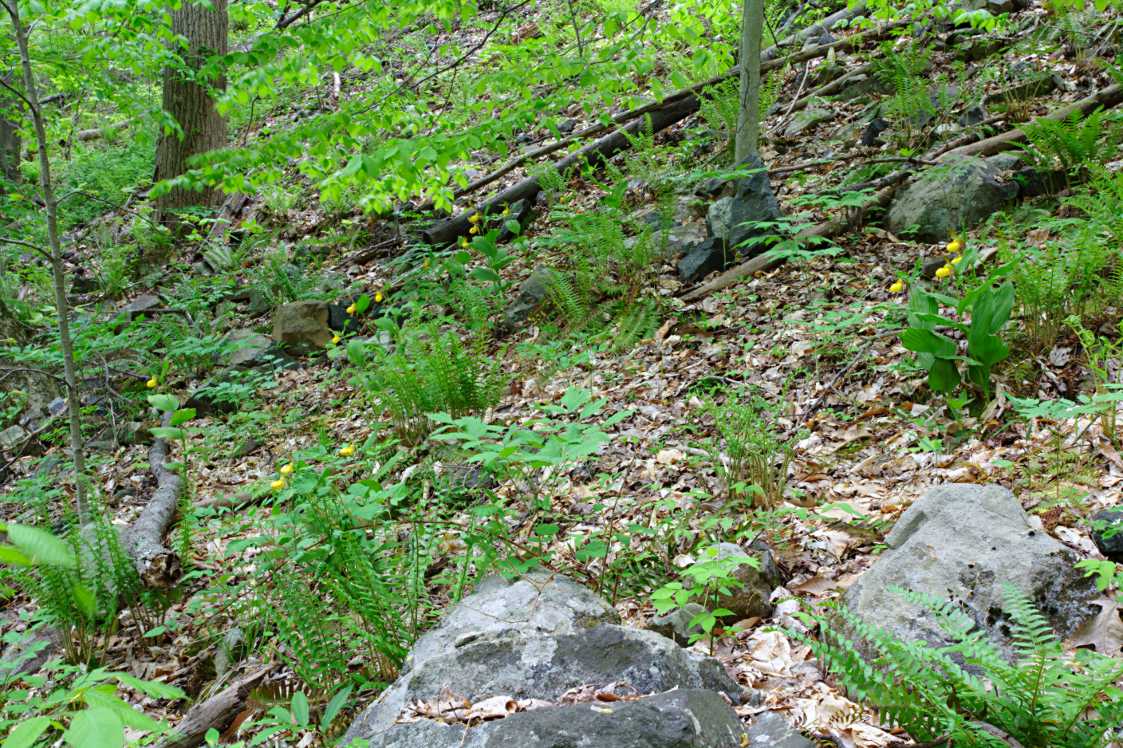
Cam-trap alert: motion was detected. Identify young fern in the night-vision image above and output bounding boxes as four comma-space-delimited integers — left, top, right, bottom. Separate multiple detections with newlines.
799, 586, 1123, 748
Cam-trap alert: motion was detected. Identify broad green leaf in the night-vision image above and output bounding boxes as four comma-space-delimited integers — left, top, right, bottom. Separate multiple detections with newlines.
900, 328, 957, 358
111, 672, 187, 700
7, 525, 76, 568
320, 685, 352, 731
927, 357, 961, 393
83, 690, 162, 732
3, 717, 53, 748
0, 544, 33, 566
147, 394, 179, 413
150, 427, 186, 441
290, 691, 309, 727
63, 708, 123, 748
170, 408, 196, 427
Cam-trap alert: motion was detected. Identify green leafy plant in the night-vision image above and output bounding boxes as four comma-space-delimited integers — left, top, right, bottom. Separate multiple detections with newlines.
348, 320, 503, 444
798, 586, 1123, 748
702, 392, 793, 509
1019, 109, 1118, 182
901, 279, 1014, 406
0, 661, 185, 748
651, 544, 759, 651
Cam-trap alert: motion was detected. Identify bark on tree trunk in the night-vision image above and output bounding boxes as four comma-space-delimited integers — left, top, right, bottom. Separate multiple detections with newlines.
1, 72, 20, 181
735, 0, 765, 162
154, 0, 228, 228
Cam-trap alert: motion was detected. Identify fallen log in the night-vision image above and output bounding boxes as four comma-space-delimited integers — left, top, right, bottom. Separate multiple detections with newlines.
422, 95, 700, 246
938, 83, 1123, 161
156, 667, 273, 748
121, 411, 183, 588
680, 82, 1123, 303
421, 9, 900, 242
679, 169, 910, 303
417, 3, 874, 213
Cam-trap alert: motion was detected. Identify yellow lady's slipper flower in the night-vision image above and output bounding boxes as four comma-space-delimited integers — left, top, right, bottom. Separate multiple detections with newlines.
270, 478, 286, 491
889, 279, 906, 294
338, 444, 355, 457
501, 206, 510, 217
469, 225, 479, 235
423, 258, 431, 269
280, 463, 294, 476
458, 236, 469, 248
374, 292, 383, 303
468, 213, 481, 224
146, 377, 158, 389
345, 303, 357, 315
950, 255, 963, 266
331, 334, 341, 345
935, 264, 953, 280
947, 238, 964, 254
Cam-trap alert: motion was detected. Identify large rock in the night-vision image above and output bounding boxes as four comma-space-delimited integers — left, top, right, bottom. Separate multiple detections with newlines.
712, 541, 783, 621
887, 155, 1021, 241
342, 574, 768, 747
1091, 508, 1123, 563
347, 689, 790, 748
844, 484, 1098, 652
677, 238, 728, 284
502, 266, 553, 329
705, 154, 783, 252
272, 301, 332, 352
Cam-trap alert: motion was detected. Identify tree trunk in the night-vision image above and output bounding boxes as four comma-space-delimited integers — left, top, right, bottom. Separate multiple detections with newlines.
154, 0, 228, 228
735, 0, 765, 161
1, 73, 20, 181
3, 0, 89, 521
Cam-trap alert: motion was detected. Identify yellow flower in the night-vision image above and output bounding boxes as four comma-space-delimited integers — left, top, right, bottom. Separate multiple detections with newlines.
501, 206, 510, 217
950, 255, 963, 266
889, 279, 906, 294
331, 334, 341, 345
280, 463, 294, 476
935, 264, 953, 280
458, 236, 469, 248
423, 258, 431, 269
468, 213, 481, 224
270, 478, 286, 491
146, 377, 158, 389
345, 303, 357, 315
374, 292, 383, 303
338, 444, 355, 457
469, 225, 479, 235
947, 238, 964, 254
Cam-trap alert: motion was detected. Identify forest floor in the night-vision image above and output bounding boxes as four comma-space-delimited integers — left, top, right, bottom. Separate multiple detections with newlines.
3, 3, 1123, 745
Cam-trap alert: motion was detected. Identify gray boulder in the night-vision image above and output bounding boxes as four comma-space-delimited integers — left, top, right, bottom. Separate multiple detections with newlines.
650, 603, 706, 644
705, 154, 782, 252
349, 689, 762, 748
844, 484, 1098, 652
887, 155, 1021, 242
503, 266, 553, 328
784, 108, 833, 138
342, 574, 751, 746
272, 300, 332, 352
745, 712, 817, 748
677, 238, 728, 284
226, 330, 275, 368
1091, 508, 1123, 563
712, 541, 783, 621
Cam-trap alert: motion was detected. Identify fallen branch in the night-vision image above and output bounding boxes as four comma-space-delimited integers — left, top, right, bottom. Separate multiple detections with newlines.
420, 5, 895, 225
938, 83, 1123, 161
121, 411, 183, 588
680, 171, 909, 302
681, 82, 1123, 302
156, 667, 273, 748
422, 95, 700, 246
